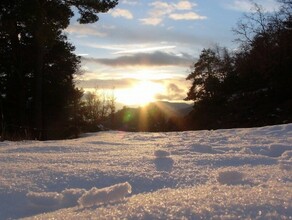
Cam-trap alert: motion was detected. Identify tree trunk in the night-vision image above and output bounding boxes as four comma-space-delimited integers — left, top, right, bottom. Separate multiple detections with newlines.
34, 0, 45, 140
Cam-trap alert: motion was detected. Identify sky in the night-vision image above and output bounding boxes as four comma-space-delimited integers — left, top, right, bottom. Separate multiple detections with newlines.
65, 0, 280, 107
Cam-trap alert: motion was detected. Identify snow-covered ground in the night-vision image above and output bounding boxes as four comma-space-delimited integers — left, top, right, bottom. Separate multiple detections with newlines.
0, 124, 292, 219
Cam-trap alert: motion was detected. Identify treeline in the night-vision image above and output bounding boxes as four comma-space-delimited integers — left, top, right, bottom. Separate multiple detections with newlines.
110, 102, 188, 132
185, 0, 292, 130
0, 0, 118, 140
77, 89, 116, 133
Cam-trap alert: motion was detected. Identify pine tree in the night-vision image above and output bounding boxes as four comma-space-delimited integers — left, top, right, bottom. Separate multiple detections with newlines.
0, 0, 118, 140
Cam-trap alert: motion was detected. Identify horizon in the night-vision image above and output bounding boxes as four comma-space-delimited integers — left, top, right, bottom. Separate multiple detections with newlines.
67, 0, 280, 106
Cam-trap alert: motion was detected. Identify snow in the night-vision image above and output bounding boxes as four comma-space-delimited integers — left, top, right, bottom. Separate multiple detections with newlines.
26, 188, 86, 209
216, 170, 246, 185
27, 191, 64, 207
0, 123, 292, 219
154, 149, 171, 158
78, 182, 132, 208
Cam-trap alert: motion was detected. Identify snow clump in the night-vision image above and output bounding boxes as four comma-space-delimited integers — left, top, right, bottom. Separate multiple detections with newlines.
78, 182, 132, 208
61, 188, 86, 207
217, 170, 245, 185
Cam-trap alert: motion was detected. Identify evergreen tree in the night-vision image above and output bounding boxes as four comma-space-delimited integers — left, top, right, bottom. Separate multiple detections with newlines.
185, 47, 231, 103
0, 0, 118, 140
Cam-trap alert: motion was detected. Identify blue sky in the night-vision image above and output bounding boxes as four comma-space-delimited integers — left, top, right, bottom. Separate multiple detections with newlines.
65, 0, 280, 106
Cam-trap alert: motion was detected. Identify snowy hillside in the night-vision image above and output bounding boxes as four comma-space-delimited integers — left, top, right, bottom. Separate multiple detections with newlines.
0, 124, 292, 219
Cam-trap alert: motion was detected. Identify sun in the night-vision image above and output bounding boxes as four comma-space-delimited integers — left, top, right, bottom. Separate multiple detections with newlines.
116, 81, 164, 106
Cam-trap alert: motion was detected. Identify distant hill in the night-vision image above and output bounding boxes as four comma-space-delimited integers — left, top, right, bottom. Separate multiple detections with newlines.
146, 101, 192, 118
107, 101, 193, 132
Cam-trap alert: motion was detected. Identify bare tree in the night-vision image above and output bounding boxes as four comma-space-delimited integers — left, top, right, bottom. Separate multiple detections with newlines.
232, 2, 269, 47
83, 88, 116, 130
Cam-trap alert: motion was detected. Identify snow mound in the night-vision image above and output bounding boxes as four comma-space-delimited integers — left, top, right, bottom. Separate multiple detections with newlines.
27, 192, 63, 207
27, 188, 86, 208
154, 157, 174, 172
26, 183, 132, 212
154, 150, 171, 158
217, 170, 245, 185
78, 182, 132, 208
154, 150, 174, 171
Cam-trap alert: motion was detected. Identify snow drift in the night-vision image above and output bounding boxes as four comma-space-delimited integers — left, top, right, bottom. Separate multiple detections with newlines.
26, 182, 131, 210
27, 192, 63, 207
78, 182, 132, 208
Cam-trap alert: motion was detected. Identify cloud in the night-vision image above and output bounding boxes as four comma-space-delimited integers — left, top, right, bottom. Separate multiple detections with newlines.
65, 24, 107, 37
110, 9, 133, 19
77, 78, 139, 89
169, 12, 207, 20
149, 1, 195, 12
168, 83, 185, 94
77, 53, 89, 56
154, 80, 190, 101
113, 45, 176, 55
81, 43, 126, 51
140, 1, 206, 26
77, 77, 190, 92
140, 1, 173, 26
82, 51, 193, 67
76, 20, 213, 51
140, 17, 163, 26
175, 1, 195, 10
150, 1, 173, 14
121, 0, 139, 5
225, 0, 280, 12
65, 23, 116, 37
81, 43, 177, 54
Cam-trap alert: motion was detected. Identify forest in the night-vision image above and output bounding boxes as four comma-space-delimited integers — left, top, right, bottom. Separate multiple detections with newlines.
0, 0, 291, 139
184, 0, 292, 130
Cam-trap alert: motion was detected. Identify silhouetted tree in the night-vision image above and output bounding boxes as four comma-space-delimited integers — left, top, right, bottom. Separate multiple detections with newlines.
185, 0, 292, 129
185, 47, 233, 104
82, 89, 116, 131
0, 0, 118, 140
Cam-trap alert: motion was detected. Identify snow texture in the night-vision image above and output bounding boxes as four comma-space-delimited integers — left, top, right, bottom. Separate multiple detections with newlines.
217, 170, 245, 185
27, 188, 86, 209
61, 188, 86, 207
27, 192, 63, 207
0, 123, 292, 219
78, 182, 132, 207
26, 183, 131, 210
191, 143, 215, 153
